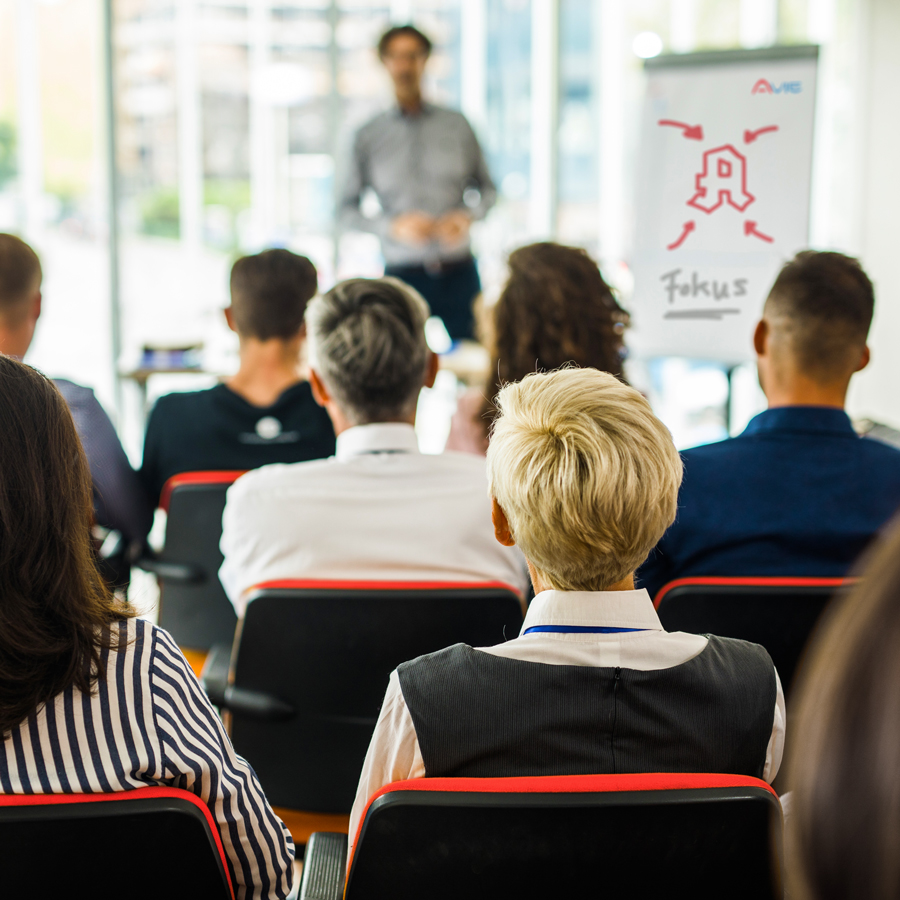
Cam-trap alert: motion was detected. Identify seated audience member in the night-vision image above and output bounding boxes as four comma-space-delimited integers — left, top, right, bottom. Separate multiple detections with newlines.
0, 233, 151, 549
349, 368, 785, 857
0, 356, 294, 900
219, 277, 529, 615
140, 248, 335, 505
786, 518, 900, 900
446, 241, 629, 454
640, 251, 900, 600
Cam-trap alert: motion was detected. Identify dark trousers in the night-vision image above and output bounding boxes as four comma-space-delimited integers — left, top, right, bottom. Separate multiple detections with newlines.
384, 255, 481, 342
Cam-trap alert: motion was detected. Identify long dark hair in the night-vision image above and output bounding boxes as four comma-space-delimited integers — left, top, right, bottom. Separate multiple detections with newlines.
480, 242, 629, 434
786, 516, 900, 899
0, 356, 130, 735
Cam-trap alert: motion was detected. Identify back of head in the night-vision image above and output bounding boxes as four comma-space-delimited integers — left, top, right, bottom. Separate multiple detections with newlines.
0, 355, 124, 736
0, 233, 42, 326
306, 277, 430, 425
487, 367, 682, 591
487, 242, 629, 393
764, 250, 873, 384
229, 248, 318, 341
787, 518, 900, 900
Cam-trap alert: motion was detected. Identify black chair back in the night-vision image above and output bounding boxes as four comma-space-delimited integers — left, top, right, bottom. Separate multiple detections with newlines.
0, 787, 234, 899
228, 581, 524, 813
153, 472, 243, 651
655, 576, 848, 694
303, 773, 782, 900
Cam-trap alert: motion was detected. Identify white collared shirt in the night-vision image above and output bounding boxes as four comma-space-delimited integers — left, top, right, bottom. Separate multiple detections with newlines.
348, 588, 786, 860
219, 423, 528, 615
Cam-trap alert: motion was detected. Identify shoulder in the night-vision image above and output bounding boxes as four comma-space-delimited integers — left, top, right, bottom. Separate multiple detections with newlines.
277, 381, 325, 414
52, 379, 107, 422
431, 449, 490, 474
100, 617, 155, 676
145, 387, 222, 436
678, 435, 755, 485
397, 643, 473, 687
150, 386, 221, 415
433, 106, 477, 135
702, 634, 776, 673
431, 105, 470, 125
857, 434, 900, 468
142, 621, 198, 681
226, 456, 335, 498
52, 377, 94, 404
681, 435, 744, 464
355, 110, 394, 141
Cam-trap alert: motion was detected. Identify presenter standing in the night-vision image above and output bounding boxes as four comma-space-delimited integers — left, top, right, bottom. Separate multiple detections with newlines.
340, 25, 496, 341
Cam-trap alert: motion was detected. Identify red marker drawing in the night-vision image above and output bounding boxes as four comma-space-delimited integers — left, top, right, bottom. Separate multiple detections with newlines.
744, 125, 779, 144
658, 120, 704, 141
744, 220, 774, 243
667, 221, 696, 250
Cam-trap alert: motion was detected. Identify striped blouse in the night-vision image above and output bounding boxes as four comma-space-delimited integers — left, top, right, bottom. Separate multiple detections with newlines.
0, 618, 294, 899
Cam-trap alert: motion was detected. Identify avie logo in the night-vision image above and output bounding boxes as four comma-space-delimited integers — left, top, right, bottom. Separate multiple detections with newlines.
752, 79, 802, 94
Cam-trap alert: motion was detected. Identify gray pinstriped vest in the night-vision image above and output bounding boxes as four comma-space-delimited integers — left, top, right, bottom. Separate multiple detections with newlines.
397, 635, 775, 779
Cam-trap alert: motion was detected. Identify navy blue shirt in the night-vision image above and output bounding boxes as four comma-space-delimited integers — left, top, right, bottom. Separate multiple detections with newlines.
639, 406, 900, 600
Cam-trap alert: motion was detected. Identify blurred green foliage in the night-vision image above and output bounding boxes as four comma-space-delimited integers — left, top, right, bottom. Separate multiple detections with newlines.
140, 187, 180, 239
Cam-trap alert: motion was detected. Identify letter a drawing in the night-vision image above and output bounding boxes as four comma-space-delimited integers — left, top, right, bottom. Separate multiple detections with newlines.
688, 144, 755, 214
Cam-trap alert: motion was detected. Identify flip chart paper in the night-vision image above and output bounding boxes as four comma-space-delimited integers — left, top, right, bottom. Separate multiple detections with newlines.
631, 47, 819, 362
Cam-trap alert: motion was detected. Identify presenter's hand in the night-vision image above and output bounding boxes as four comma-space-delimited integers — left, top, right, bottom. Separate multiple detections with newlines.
433, 210, 472, 247
391, 211, 435, 245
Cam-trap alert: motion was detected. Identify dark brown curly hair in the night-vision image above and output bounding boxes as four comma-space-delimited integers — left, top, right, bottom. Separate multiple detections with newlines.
480, 242, 629, 433
0, 356, 131, 736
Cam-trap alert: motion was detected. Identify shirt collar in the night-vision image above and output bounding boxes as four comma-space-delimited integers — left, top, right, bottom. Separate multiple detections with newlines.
741, 406, 856, 438
521, 589, 663, 635
335, 423, 421, 461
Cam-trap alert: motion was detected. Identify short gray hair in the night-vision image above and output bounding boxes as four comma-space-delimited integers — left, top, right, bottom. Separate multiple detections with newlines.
306, 277, 431, 424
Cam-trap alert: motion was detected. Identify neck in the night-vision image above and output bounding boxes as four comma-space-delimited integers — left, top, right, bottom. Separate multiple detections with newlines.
330, 411, 417, 439
227, 337, 304, 408
0, 324, 32, 360
527, 567, 637, 595
764, 375, 849, 411
603, 574, 637, 591
396, 89, 422, 113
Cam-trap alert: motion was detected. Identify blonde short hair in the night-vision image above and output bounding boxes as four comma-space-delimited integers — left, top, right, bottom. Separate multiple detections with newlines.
487, 368, 682, 591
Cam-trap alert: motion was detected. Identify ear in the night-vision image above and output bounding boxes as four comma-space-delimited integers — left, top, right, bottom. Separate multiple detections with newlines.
309, 367, 331, 407
855, 344, 871, 373
423, 350, 439, 390
224, 307, 237, 333
753, 318, 768, 357
491, 497, 516, 547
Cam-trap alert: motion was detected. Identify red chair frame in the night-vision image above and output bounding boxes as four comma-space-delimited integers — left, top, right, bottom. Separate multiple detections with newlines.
299, 772, 782, 900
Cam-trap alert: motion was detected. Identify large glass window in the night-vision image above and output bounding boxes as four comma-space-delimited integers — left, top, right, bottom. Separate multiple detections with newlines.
1, 0, 115, 412
0, 0, 871, 455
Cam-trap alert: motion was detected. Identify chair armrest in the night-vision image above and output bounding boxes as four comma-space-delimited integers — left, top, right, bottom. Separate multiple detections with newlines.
222, 686, 294, 720
299, 832, 347, 900
200, 643, 231, 706
201, 647, 294, 719
134, 554, 205, 584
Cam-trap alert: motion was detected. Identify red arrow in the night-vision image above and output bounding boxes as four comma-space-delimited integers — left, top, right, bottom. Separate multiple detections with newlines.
744, 125, 779, 144
744, 220, 774, 243
658, 119, 704, 141
667, 220, 696, 250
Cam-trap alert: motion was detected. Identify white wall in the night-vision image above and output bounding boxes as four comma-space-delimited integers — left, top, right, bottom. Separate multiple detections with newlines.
846, 0, 900, 427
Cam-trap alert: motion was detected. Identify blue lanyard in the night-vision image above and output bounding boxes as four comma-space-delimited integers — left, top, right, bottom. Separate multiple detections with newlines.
523, 625, 649, 635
